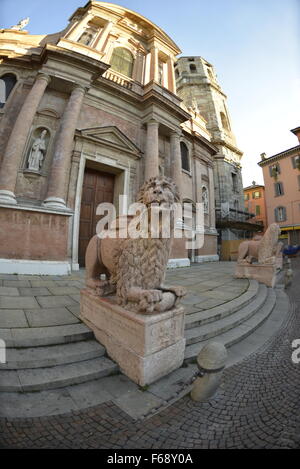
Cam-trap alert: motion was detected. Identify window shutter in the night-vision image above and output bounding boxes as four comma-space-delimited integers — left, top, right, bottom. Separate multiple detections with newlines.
277, 163, 281, 174
274, 183, 278, 196
274, 207, 278, 221
292, 157, 296, 169
269, 166, 273, 177
283, 207, 287, 221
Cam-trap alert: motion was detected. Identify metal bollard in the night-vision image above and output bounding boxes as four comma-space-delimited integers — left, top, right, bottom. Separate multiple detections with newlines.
190, 342, 227, 402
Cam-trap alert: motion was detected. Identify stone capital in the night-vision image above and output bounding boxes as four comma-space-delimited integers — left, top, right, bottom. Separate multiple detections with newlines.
72, 83, 87, 94
170, 129, 182, 139
36, 73, 51, 85
147, 119, 159, 127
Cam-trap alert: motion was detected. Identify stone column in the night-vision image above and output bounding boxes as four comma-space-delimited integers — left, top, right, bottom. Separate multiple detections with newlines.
0, 73, 51, 204
144, 120, 159, 180
150, 47, 159, 82
208, 166, 216, 227
132, 50, 144, 82
167, 56, 176, 94
44, 84, 85, 209
94, 20, 113, 52
170, 130, 182, 197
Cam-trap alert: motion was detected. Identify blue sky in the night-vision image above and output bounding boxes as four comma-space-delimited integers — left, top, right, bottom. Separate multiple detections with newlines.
1, 0, 299, 186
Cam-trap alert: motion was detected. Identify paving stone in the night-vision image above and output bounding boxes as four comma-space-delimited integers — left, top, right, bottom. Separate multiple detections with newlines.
48, 287, 80, 296
113, 390, 163, 419
0, 296, 40, 309
25, 308, 79, 327
0, 310, 28, 328
18, 287, 50, 297
0, 287, 20, 297
29, 280, 57, 288
69, 294, 80, 303
68, 381, 112, 408
36, 296, 78, 308
66, 304, 80, 317
3, 280, 31, 288
0, 390, 78, 418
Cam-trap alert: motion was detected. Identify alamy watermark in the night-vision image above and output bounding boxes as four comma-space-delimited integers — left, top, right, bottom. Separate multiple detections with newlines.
0, 339, 6, 364
95, 197, 205, 250
291, 339, 300, 364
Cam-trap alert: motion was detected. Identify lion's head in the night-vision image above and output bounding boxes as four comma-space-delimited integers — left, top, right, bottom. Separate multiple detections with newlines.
137, 177, 180, 208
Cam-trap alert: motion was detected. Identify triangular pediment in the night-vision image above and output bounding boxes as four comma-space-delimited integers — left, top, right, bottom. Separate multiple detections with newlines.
78, 126, 141, 157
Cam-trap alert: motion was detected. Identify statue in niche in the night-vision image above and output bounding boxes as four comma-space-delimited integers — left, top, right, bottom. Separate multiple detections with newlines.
10, 17, 30, 31
202, 186, 209, 213
27, 129, 47, 172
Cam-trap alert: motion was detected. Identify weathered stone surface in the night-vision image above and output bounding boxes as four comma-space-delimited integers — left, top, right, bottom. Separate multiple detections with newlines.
25, 307, 79, 327
80, 289, 185, 386
235, 263, 278, 288
0, 309, 28, 328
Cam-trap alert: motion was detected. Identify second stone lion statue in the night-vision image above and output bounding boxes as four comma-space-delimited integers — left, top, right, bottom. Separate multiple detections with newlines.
237, 223, 282, 265
85, 176, 186, 314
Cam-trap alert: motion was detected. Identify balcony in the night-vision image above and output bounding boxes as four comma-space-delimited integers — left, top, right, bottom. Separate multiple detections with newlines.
216, 208, 263, 231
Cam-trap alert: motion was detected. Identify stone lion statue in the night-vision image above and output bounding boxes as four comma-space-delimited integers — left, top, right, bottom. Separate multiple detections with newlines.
85, 176, 186, 314
237, 223, 282, 265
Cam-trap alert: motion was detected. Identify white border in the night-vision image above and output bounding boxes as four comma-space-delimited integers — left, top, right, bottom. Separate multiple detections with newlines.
194, 254, 219, 263
0, 258, 71, 275
167, 258, 190, 268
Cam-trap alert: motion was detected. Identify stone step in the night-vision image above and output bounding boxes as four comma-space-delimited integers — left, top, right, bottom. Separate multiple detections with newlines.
0, 323, 93, 348
184, 287, 277, 362
185, 283, 268, 346
0, 356, 119, 392
185, 279, 259, 329
0, 340, 105, 370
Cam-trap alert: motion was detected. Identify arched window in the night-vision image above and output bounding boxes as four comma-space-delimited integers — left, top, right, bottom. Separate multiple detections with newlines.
180, 142, 190, 172
110, 47, 134, 78
220, 111, 230, 131
0, 73, 17, 108
189, 64, 197, 73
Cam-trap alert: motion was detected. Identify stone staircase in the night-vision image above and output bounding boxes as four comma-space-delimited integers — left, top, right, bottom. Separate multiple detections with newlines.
184, 280, 277, 362
0, 324, 118, 392
0, 277, 288, 415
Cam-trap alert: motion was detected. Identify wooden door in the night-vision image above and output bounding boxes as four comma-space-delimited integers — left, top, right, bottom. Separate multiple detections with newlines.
78, 168, 115, 266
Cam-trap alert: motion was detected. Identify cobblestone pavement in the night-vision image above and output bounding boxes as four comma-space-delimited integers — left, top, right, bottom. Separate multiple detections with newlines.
0, 259, 299, 449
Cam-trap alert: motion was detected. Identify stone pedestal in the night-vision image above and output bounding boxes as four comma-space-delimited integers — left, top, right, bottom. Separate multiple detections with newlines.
235, 263, 279, 287
80, 289, 186, 386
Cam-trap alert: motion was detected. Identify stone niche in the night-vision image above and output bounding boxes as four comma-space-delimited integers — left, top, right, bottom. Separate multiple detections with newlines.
80, 289, 186, 386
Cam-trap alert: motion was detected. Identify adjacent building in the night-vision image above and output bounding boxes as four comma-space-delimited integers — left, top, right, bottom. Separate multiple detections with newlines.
243, 182, 267, 233
0, 1, 220, 275
258, 127, 300, 245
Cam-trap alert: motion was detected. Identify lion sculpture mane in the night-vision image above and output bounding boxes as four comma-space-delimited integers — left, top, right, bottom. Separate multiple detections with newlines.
237, 223, 282, 265
85, 176, 186, 314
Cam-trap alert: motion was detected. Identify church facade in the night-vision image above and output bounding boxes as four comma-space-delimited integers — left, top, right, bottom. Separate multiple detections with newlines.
0, 1, 221, 275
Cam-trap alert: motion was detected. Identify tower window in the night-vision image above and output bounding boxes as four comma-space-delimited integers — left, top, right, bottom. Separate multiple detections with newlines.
0, 73, 17, 108
110, 47, 134, 78
180, 142, 190, 172
189, 64, 197, 73
232, 173, 238, 192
